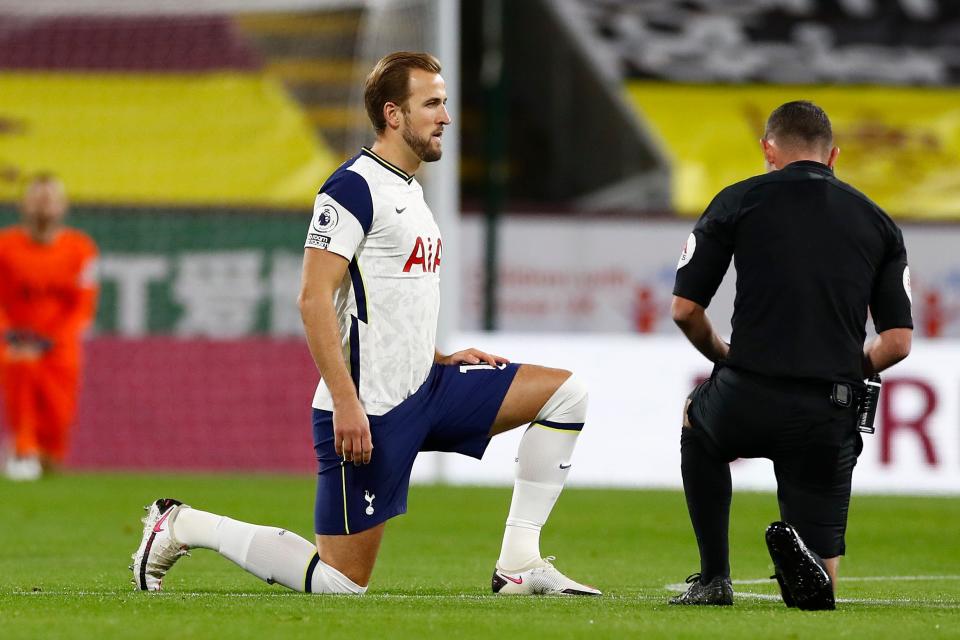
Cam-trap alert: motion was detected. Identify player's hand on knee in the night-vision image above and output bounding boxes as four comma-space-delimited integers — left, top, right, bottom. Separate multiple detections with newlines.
439, 348, 509, 367
333, 399, 373, 465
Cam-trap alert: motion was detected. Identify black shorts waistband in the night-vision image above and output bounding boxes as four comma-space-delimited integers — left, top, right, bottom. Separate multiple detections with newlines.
719, 365, 862, 400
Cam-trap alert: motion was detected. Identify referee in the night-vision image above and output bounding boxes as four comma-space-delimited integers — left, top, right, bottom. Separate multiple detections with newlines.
668, 101, 913, 610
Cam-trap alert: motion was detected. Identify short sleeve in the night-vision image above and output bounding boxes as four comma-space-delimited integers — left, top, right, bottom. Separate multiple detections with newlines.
304, 169, 373, 260
871, 227, 913, 332
672, 193, 736, 308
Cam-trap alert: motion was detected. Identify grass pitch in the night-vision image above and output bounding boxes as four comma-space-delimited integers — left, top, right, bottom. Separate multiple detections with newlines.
1, 474, 958, 639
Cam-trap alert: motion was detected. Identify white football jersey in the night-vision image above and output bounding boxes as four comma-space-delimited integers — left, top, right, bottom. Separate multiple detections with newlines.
304, 148, 442, 415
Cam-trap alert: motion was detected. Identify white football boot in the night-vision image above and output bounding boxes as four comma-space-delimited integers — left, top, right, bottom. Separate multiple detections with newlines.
492, 556, 601, 596
131, 498, 190, 591
5, 455, 42, 481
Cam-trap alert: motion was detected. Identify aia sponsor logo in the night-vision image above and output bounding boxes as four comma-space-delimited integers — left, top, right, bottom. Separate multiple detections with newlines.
403, 236, 442, 273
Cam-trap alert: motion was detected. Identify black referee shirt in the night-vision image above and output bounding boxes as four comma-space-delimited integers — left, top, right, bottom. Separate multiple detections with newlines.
673, 160, 913, 386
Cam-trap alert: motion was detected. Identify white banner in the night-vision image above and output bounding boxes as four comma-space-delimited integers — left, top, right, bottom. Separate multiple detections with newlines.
413, 334, 960, 495
460, 217, 960, 339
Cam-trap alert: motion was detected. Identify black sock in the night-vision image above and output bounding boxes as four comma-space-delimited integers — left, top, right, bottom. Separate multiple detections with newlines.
680, 428, 732, 582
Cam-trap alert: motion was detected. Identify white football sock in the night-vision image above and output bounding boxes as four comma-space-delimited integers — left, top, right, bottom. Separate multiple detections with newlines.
497, 375, 587, 572
173, 508, 365, 594
172, 507, 220, 550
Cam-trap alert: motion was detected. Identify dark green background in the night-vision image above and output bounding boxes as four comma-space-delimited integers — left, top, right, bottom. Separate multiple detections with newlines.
0, 206, 309, 334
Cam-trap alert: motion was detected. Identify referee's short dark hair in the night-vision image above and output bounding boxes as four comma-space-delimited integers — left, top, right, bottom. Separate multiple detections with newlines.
764, 101, 833, 152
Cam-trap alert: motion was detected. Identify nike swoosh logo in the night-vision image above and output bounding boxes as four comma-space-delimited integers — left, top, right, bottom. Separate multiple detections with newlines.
395, 207, 406, 214
153, 509, 173, 533
559, 463, 572, 469
501, 574, 523, 585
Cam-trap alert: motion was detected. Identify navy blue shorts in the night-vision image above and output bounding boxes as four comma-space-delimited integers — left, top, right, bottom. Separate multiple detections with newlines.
313, 362, 521, 535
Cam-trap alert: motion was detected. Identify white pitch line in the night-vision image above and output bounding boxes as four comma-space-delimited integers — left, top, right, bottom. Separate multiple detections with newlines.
10, 576, 960, 608
6, 590, 661, 601
16, 592, 502, 599
666, 575, 960, 609
731, 575, 960, 585
733, 591, 960, 608
667, 575, 960, 590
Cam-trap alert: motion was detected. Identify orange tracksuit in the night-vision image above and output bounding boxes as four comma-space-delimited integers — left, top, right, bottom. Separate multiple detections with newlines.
0, 226, 98, 462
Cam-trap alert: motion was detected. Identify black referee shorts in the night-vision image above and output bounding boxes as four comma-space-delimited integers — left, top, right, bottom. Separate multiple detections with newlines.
686, 365, 863, 558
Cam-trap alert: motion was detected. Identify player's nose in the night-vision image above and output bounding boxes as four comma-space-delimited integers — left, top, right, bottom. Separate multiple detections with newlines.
438, 104, 452, 125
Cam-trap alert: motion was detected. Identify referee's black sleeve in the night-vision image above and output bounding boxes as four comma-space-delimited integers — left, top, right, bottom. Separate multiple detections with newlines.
673, 193, 735, 308
870, 227, 914, 332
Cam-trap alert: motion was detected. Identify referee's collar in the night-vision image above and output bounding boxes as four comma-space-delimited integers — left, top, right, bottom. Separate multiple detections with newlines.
783, 160, 834, 176
361, 147, 415, 184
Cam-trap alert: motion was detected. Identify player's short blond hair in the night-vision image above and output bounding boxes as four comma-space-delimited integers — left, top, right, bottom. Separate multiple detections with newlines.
363, 51, 442, 135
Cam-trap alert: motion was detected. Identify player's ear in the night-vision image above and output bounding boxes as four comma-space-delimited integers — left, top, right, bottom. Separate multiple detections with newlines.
383, 101, 402, 131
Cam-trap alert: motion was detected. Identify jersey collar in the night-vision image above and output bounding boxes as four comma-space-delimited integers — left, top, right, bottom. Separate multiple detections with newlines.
784, 160, 834, 175
362, 147, 415, 184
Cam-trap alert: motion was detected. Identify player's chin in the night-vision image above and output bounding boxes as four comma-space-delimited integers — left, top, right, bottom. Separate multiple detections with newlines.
421, 147, 443, 162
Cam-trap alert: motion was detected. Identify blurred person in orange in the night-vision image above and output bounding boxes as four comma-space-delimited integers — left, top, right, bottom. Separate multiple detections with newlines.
0, 174, 99, 481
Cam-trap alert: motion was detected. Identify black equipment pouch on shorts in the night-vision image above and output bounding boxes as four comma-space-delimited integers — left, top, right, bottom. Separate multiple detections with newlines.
856, 374, 882, 434
830, 382, 852, 408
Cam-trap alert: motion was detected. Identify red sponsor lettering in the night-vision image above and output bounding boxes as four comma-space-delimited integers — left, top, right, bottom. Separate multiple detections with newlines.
880, 378, 938, 466
403, 237, 426, 272
402, 236, 442, 273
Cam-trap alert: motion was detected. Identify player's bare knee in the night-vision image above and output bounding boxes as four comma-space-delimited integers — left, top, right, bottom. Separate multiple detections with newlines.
535, 372, 588, 427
